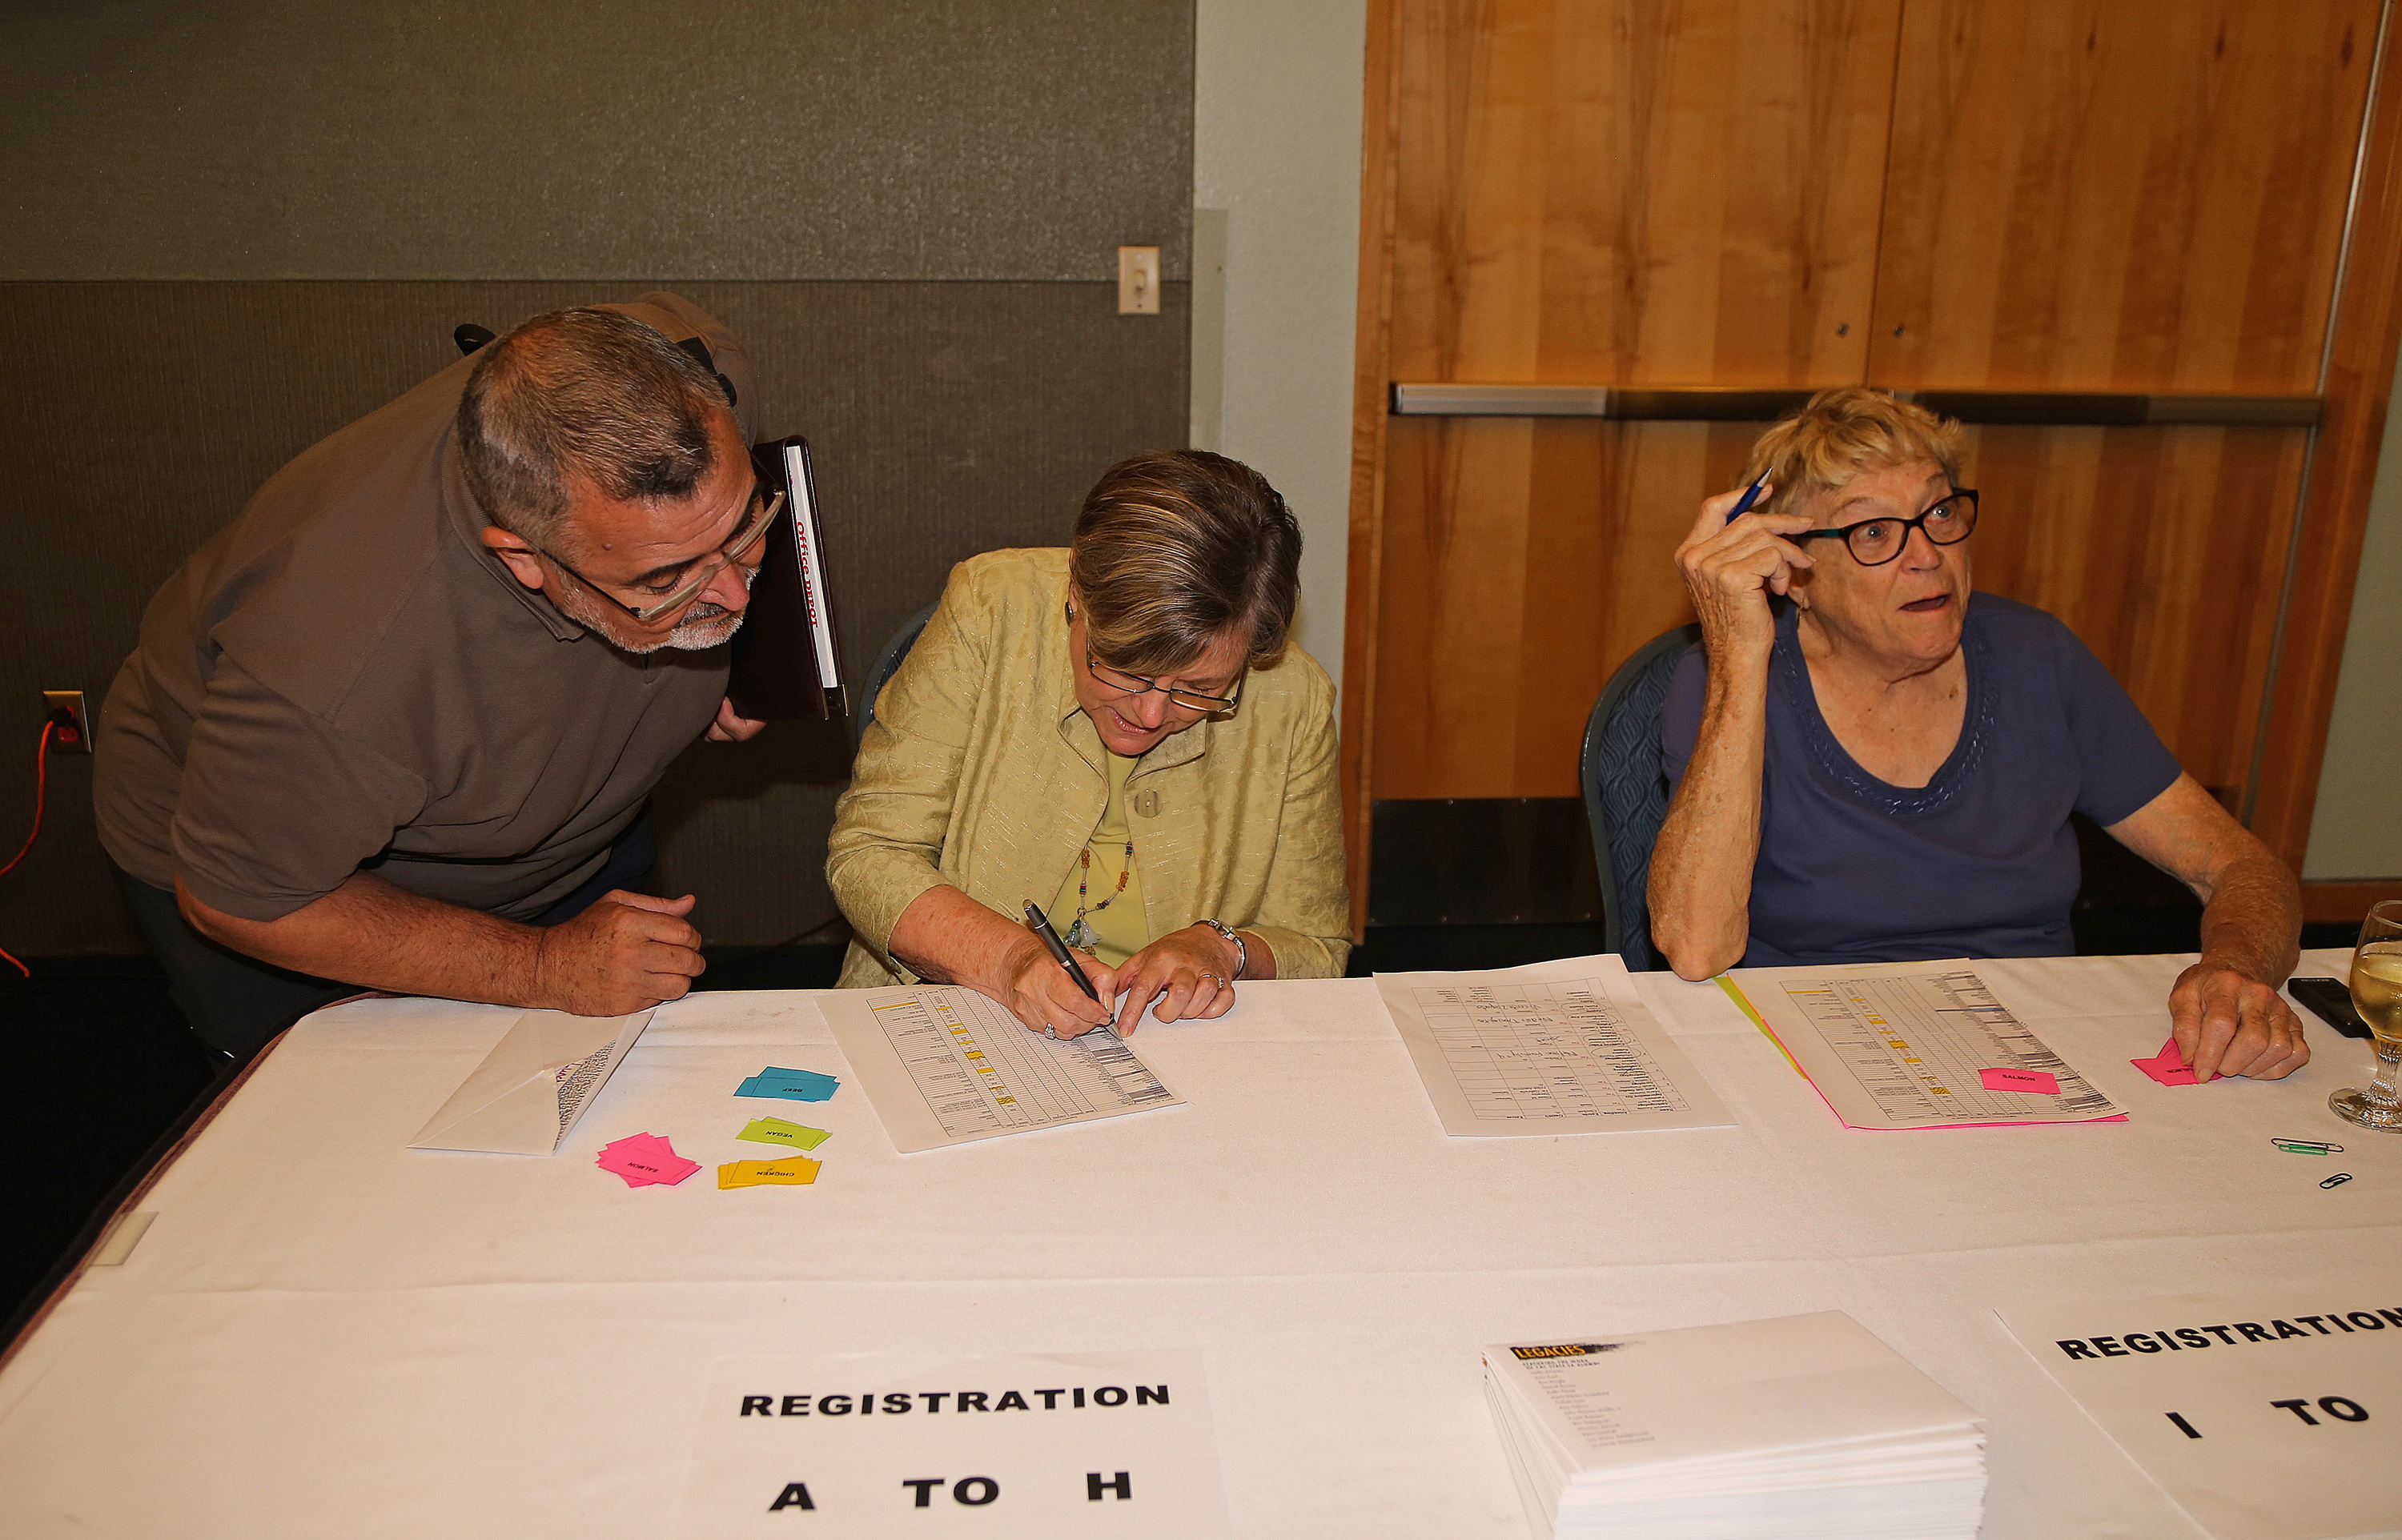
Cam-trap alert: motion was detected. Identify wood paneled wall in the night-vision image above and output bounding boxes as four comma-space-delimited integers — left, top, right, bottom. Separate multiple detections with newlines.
1345, 0, 2397, 917
1873, 0, 2369, 394
1388, 0, 1900, 387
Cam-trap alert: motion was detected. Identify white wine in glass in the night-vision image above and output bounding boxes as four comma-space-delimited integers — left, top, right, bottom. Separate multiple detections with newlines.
2331, 900, 2402, 1132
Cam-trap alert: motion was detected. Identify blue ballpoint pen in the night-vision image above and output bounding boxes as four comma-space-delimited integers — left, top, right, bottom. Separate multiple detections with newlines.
1724, 471, 1772, 523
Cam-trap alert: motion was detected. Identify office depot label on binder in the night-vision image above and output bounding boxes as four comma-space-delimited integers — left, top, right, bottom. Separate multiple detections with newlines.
727, 435, 846, 720
670, 1350, 1228, 1538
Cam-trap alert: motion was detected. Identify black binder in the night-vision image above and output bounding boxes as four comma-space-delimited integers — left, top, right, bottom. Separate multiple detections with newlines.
728, 436, 849, 720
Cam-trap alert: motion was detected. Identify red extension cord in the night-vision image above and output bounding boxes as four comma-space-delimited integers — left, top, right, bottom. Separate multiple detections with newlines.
0, 720, 55, 977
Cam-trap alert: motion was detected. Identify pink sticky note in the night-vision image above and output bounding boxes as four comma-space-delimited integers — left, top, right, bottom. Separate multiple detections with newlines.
2132, 1037, 2200, 1087
596, 1133, 700, 1186
1980, 1066, 2060, 1095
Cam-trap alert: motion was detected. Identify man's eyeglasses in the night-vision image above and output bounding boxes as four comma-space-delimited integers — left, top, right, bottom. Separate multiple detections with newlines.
1799, 488, 1978, 567
1087, 648, 1246, 715
543, 487, 784, 624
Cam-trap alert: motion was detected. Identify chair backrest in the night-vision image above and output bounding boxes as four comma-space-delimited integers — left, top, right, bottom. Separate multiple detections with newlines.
1580, 624, 1703, 971
855, 601, 938, 744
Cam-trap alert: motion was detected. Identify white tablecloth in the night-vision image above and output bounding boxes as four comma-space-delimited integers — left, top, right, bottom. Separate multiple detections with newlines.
1, 951, 2394, 1538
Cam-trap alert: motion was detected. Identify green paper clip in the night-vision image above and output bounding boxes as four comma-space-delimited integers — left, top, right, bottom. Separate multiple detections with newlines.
2271, 1137, 2344, 1155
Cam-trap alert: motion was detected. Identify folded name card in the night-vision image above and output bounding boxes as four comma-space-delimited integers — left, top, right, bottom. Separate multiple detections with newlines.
737, 1116, 830, 1151
598, 1131, 700, 1187
409, 1009, 654, 1154
736, 1066, 839, 1102
2131, 1037, 2200, 1088
719, 1157, 821, 1189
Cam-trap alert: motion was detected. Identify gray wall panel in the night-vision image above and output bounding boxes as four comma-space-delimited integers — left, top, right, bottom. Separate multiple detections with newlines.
1, 1, 1192, 281
0, 279, 1189, 952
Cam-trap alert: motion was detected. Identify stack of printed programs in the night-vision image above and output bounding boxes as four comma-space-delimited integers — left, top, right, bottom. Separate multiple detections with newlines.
1483, 1312, 1986, 1540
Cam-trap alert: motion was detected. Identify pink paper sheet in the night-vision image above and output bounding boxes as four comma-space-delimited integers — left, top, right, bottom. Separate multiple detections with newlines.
1979, 1066, 2060, 1095
2131, 1037, 2199, 1087
596, 1131, 701, 1187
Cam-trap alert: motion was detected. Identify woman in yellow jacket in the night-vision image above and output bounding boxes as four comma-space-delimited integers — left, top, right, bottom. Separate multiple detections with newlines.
826, 450, 1349, 1037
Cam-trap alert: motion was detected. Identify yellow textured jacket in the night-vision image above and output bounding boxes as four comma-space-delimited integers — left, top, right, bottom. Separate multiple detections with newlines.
828, 548, 1351, 987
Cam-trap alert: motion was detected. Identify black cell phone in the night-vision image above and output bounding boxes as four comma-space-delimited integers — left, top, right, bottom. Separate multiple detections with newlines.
2288, 977, 2372, 1040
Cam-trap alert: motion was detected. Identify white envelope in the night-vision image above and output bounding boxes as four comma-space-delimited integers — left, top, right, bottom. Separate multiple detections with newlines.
408, 1008, 653, 1155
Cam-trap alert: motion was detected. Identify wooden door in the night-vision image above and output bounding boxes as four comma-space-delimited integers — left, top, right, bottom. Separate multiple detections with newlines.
1363, 0, 1904, 808
1870, 0, 2379, 800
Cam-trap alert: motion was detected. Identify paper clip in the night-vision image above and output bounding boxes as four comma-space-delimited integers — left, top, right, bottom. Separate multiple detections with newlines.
2320, 1173, 2353, 1189
2271, 1137, 2344, 1154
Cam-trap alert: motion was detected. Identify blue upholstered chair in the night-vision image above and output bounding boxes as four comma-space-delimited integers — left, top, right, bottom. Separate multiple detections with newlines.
854, 601, 938, 744
1579, 624, 1703, 971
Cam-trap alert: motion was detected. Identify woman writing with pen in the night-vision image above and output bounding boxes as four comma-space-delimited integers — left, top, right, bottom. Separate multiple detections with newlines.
825, 451, 1350, 1037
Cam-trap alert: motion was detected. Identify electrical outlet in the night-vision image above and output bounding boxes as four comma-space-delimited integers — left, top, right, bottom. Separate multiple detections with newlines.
1117, 245, 1161, 315
42, 690, 90, 755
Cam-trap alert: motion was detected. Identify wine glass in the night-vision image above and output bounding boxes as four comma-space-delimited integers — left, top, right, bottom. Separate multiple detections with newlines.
2330, 900, 2402, 1132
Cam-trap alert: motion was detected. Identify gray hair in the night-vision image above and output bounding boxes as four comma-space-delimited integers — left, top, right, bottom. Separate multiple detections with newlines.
456, 307, 729, 543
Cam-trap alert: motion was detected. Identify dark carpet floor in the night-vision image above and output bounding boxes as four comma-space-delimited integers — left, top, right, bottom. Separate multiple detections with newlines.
1, 915, 2364, 1335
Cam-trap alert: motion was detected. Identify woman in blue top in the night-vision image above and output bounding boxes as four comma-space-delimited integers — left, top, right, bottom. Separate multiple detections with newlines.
1650, 387, 2310, 1082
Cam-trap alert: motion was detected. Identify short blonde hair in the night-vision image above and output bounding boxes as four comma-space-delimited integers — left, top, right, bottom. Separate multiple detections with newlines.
1745, 387, 1963, 515
1070, 450, 1301, 673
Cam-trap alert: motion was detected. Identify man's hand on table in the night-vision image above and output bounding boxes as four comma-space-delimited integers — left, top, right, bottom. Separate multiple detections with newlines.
534, 890, 706, 1016
1112, 924, 1243, 1030
705, 697, 768, 742
2169, 958, 2312, 1081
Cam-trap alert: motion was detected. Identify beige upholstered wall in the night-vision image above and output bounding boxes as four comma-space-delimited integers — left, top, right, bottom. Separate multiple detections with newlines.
0, 2, 1195, 952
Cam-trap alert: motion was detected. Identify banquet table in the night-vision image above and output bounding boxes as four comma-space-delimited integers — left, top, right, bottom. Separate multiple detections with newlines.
1, 949, 2395, 1538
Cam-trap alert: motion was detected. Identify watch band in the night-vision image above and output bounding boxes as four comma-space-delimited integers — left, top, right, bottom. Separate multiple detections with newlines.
1199, 919, 1247, 980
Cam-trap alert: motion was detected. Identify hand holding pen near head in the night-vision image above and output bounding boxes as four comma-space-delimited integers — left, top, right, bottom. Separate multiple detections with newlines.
1675, 473, 1817, 663
1724, 471, 1773, 523
1012, 900, 1119, 1038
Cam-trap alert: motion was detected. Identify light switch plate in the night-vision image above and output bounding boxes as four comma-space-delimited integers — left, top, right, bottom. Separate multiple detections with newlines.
1118, 245, 1160, 315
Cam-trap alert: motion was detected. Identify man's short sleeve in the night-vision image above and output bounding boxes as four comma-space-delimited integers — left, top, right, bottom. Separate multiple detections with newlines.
2049, 619, 2184, 826
1660, 644, 1709, 789
171, 652, 428, 921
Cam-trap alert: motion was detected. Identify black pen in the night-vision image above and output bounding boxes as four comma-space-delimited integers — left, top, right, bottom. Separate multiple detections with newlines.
1723, 471, 1771, 523
1022, 900, 1115, 1032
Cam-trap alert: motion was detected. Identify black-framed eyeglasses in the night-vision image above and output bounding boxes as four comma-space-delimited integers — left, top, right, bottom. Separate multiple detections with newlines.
1800, 488, 1978, 567
1086, 648, 1247, 715
542, 487, 784, 624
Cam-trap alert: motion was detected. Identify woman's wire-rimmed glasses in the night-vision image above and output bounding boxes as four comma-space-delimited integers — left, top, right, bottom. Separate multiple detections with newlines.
543, 487, 784, 624
1798, 488, 1978, 567
1087, 649, 1246, 715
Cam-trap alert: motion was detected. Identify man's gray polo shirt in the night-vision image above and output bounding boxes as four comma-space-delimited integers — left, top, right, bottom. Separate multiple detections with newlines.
95, 291, 759, 924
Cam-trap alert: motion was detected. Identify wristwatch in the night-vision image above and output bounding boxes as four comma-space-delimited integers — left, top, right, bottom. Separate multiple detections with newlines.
1197, 919, 1247, 980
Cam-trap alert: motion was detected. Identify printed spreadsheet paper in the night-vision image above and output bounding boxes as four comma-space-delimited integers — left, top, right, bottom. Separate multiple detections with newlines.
820, 985, 1183, 1153
1722, 960, 2123, 1129
1997, 1281, 2402, 1540
671, 1350, 1230, 1538
1375, 955, 1733, 1137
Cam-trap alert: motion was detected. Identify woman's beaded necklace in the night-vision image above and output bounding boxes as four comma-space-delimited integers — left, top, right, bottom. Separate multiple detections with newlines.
1063, 838, 1135, 949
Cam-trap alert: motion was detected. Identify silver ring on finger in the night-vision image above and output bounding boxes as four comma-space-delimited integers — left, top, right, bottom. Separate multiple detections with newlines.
1044, 1025, 1058, 1039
